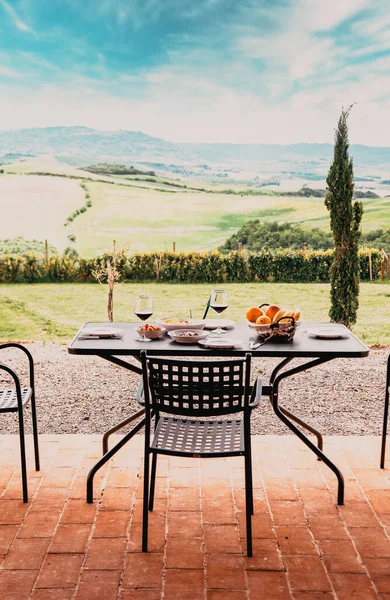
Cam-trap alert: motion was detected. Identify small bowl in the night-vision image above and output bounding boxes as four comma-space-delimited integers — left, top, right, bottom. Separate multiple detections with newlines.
168, 329, 209, 344
136, 324, 165, 339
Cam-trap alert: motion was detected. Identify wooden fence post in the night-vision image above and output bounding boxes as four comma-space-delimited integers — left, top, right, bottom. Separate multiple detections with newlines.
173, 242, 176, 253
381, 249, 389, 280
368, 252, 372, 282
45, 239, 49, 267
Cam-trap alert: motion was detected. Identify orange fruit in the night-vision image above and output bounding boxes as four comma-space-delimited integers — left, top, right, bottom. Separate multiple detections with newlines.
265, 304, 281, 321
272, 309, 286, 322
246, 306, 263, 323
255, 315, 271, 324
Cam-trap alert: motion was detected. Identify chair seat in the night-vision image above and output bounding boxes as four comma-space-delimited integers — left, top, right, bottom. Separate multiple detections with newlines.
0, 387, 32, 413
151, 416, 244, 457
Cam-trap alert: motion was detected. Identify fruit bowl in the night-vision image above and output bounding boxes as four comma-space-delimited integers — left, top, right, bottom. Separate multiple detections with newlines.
249, 316, 297, 344
136, 324, 165, 339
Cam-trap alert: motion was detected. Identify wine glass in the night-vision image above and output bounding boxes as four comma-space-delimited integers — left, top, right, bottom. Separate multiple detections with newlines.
210, 289, 228, 336
134, 295, 153, 342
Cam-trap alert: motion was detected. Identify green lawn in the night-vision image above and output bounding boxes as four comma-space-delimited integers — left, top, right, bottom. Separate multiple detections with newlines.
0, 282, 389, 346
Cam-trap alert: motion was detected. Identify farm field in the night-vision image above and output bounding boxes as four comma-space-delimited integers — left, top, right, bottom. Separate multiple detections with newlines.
0, 281, 389, 346
74, 180, 331, 255
1, 162, 390, 256
0, 175, 83, 249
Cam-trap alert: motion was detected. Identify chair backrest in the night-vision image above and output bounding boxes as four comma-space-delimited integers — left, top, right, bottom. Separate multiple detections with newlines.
142, 354, 251, 417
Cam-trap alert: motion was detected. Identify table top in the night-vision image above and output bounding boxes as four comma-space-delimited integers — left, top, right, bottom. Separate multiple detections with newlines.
68, 322, 369, 359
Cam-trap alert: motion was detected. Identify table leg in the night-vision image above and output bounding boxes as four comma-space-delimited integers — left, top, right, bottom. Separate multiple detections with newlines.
270, 357, 323, 452
102, 409, 146, 455
87, 417, 146, 503
270, 357, 294, 384
278, 406, 323, 453
270, 357, 344, 505
86, 354, 145, 503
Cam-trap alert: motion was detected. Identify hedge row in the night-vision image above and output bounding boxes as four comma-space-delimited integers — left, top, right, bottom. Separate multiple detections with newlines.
0, 249, 382, 284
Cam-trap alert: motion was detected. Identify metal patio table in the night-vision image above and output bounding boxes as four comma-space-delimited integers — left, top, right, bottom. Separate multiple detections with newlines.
68, 321, 369, 505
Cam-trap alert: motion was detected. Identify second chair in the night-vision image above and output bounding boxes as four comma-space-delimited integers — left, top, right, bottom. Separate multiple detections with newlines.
0, 343, 40, 502
380, 353, 390, 469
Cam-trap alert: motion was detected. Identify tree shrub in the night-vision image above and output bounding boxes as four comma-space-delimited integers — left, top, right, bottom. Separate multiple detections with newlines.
325, 107, 363, 327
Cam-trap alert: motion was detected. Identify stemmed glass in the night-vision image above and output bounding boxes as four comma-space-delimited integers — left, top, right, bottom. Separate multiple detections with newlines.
134, 295, 153, 342
210, 289, 228, 337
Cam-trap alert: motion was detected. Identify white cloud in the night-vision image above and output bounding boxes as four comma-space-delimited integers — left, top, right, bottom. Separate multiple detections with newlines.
235, 0, 372, 87
0, 65, 21, 78
295, 0, 370, 31
0, 63, 389, 147
0, 0, 34, 33
15, 18, 31, 32
0, 0, 389, 145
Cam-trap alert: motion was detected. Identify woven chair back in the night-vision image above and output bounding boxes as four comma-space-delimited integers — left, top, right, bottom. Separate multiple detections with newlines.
146, 357, 248, 417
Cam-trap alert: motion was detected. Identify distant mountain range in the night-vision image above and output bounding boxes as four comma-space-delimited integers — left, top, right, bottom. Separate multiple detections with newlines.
1, 126, 390, 183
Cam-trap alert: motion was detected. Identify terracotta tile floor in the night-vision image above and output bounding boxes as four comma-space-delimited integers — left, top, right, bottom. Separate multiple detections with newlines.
0, 434, 390, 599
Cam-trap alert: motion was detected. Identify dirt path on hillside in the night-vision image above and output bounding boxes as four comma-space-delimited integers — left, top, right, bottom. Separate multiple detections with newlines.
0, 343, 388, 437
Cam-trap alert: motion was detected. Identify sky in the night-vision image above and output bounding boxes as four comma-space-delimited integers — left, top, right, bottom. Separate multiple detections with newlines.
0, 0, 389, 144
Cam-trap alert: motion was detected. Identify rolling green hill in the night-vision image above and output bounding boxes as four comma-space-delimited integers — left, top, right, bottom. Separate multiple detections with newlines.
1, 160, 390, 256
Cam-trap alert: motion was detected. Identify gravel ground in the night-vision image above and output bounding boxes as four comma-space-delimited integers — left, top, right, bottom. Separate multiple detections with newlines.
0, 343, 388, 436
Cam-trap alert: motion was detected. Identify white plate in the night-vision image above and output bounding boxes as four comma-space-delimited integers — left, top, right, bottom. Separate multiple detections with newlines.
168, 329, 209, 344
198, 338, 244, 349
308, 328, 346, 340
204, 319, 235, 330
81, 327, 124, 339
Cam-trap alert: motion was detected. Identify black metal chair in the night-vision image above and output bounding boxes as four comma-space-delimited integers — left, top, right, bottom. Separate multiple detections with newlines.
380, 353, 390, 469
138, 351, 260, 557
0, 344, 40, 502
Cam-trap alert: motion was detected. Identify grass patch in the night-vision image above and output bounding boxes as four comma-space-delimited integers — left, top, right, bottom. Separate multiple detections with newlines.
0, 294, 75, 341
217, 208, 296, 229
0, 282, 388, 346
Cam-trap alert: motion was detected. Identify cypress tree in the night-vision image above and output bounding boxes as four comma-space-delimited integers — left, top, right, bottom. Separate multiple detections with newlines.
325, 106, 363, 327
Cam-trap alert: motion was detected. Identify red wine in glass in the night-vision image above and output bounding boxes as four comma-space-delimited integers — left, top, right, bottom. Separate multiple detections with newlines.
135, 311, 153, 321
210, 289, 228, 335
134, 295, 153, 342
212, 304, 228, 314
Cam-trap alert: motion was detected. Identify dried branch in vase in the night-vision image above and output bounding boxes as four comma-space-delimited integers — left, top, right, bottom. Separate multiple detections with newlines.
92, 241, 130, 322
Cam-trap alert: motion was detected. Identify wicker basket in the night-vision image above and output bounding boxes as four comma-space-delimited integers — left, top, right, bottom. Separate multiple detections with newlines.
249, 315, 297, 344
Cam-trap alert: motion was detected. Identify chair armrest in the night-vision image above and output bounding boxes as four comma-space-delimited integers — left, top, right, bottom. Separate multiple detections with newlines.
249, 376, 262, 408
136, 377, 145, 405
0, 343, 34, 390
0, 363, 24, 409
